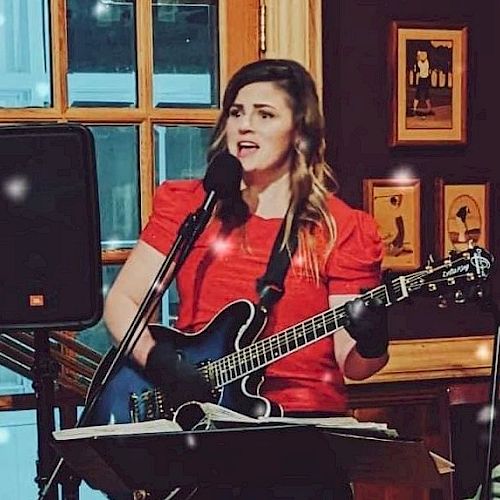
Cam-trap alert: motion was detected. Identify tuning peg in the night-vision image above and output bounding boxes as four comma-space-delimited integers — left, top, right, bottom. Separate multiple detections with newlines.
454, 290, 466, 304
437, 295, 448, 309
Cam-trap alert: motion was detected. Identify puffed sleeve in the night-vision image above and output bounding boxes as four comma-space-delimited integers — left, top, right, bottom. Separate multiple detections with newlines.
325, 209, 383, 295
140, 179, 204, 254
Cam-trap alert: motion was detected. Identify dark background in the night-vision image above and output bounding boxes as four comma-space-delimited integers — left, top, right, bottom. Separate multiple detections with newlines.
322, 0, 498, 340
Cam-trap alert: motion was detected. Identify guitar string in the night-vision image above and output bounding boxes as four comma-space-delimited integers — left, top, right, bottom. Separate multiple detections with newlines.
212, 282, 394, 386
209, 264, 473, 386
145, 256, 480, 401
147, 268, 443, 399
211, 272, 432, 386
210, 289, 387, 387
137, 255, 482, 409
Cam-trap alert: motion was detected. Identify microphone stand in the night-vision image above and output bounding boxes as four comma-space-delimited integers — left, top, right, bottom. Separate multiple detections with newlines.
39, 193, 217, 500
480, 297, 500, 500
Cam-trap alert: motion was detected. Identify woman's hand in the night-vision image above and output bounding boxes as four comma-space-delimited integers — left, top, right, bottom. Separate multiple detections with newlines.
344, 297, 388, 358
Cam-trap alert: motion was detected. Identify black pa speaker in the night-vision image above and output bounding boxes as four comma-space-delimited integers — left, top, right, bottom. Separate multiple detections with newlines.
0, 124, 103, 330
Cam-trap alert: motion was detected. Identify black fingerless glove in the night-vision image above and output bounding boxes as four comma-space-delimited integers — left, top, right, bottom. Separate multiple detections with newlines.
145, 342, 212, 403
344, 297, 389, 359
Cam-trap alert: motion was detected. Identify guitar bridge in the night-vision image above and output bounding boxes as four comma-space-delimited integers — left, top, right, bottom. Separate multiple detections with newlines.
129, 388, 171, 422
198, 361, 220, 400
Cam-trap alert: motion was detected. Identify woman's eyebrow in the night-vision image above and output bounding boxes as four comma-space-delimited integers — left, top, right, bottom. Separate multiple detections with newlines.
231, 102, 278, 110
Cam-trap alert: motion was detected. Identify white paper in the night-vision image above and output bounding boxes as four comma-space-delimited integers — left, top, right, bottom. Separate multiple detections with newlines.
180, 402, 398, 438
53, 419, 182, 441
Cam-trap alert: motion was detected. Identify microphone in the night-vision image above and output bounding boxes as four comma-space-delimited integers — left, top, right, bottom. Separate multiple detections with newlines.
203, 150, 242, 200
178, 151, 242, 251
198, 151, 243, 216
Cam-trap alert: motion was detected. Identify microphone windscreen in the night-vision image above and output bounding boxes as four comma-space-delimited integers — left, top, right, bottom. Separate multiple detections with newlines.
203, 151, 242, 200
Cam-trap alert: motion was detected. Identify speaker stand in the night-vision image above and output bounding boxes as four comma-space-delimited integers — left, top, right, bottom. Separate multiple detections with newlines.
32, 330, 60, 500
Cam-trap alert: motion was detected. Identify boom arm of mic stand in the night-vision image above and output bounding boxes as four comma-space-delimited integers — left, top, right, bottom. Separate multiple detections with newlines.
39, 204, 214, 500
480, 299, 500, 500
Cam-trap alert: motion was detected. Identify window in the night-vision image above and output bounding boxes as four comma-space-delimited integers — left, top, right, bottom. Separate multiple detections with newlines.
0, 0, 260, 392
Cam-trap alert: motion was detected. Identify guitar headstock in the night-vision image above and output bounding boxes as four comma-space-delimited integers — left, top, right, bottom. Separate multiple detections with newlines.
401, 246, 494, 303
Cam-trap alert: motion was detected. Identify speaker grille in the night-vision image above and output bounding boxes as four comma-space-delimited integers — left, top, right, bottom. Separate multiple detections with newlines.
0, 124, 103, 330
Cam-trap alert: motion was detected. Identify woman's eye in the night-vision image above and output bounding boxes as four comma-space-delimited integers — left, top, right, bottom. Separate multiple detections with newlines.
259, 110, 273, 119
229, 108, 241, 117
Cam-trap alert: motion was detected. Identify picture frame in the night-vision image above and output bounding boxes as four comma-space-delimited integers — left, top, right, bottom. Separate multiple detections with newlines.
388, 21, 468, 146
435, 179, 490, 257
363, 178, 421, 271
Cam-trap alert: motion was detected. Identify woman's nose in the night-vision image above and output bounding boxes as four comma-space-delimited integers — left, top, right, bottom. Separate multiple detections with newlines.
238, 113, 254, 132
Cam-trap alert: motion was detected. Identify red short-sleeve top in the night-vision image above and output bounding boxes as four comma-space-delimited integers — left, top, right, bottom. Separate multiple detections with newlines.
141, 180, 382, 412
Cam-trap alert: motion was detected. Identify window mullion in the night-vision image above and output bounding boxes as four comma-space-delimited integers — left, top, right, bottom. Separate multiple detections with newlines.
64, 108, 146, 123
139, 120, 154, 230
136, 0, 154, 114
151, 108, 219, 125
50, 0, 69, 116
0, 109, 60, 122
136, 0, 154, 233
221, 0, 260, 95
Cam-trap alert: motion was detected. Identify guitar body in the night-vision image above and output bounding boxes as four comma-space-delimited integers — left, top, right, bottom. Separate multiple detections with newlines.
86, 299, 283, 426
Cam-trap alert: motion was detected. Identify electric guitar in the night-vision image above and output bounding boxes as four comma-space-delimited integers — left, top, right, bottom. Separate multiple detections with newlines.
86, 246, 493, 426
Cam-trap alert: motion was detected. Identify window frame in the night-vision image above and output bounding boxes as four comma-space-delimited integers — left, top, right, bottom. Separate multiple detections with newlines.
0, 0, 260, 265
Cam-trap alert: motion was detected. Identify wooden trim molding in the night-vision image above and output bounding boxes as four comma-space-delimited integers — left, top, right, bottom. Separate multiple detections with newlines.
140, 119, 154, 228
347, 336, 494, 385
51, 0, 69, 113
263, 0, 323, 98
220, 0, 261, 95
136, 0, 154, 113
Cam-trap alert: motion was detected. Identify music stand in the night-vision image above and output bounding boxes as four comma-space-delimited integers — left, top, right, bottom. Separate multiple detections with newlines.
53, 424, 444, 498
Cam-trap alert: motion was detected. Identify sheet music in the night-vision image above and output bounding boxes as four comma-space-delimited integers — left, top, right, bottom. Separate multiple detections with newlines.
53, 419, 182, 441
181, 402, 399, 438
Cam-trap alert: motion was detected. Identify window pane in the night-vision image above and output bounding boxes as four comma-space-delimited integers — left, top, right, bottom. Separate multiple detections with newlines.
76, 265, 120, 355
90, 126, 140, 249
0, 366, 32, 395
0, 0, 51, 107
154, 125, 212, 324
153, 1, 218, 107
154, 125, 212, 180
66, 0, 137, 107
0, 410, 39, 499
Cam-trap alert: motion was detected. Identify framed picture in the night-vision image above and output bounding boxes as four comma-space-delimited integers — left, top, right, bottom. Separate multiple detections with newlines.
435, 179, 490, 257
388, 21, 468, 146
363, 178, 421, 271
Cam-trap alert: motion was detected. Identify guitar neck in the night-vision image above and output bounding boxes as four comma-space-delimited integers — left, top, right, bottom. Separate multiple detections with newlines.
210, 279, 409, 388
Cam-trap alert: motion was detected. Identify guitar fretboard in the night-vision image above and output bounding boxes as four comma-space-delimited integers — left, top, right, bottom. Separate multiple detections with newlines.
207, 281, 399, 388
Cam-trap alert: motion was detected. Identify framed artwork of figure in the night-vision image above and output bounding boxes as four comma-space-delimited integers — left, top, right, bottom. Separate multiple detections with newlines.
435, 179, 490, 257
363, 178, 421, 271
388, 22, 467, 146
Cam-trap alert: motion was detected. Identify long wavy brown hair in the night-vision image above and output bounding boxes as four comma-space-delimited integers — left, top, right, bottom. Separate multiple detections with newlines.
208, 59, 338, 281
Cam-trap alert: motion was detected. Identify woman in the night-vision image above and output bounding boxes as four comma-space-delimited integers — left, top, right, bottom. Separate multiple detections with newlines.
104, 59, 389, 499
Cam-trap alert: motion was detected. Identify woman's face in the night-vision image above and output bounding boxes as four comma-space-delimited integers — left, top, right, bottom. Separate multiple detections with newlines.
225, 81, 297, 180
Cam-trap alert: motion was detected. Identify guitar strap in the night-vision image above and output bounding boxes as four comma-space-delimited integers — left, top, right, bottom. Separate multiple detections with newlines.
256, 210, 300, 313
